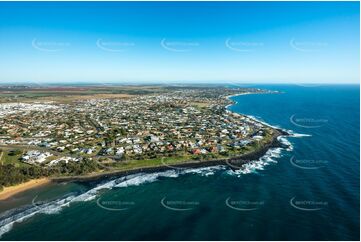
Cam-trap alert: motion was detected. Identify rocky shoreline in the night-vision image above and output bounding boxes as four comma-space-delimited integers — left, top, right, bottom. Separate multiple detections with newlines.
52, 128, 289, 183
52, 92, 290, 183
0, 90, 291, 199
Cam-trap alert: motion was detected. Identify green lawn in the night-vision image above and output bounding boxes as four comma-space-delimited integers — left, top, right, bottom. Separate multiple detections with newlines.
106, 155, 196, 171
0, 150, 29, 167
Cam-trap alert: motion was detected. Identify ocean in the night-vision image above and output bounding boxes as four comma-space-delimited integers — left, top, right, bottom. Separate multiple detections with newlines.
0, 84, 359, 240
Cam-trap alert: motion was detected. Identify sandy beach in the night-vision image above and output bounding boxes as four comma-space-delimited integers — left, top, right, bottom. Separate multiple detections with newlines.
0, 178, 51, 200
0, 91, 282, 199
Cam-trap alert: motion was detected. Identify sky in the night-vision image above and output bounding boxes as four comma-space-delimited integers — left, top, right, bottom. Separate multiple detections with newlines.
0, 1, 359, 84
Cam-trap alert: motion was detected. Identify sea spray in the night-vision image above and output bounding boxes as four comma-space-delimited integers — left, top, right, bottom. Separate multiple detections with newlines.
0, 166, 227, 238
0, 102, 310, 238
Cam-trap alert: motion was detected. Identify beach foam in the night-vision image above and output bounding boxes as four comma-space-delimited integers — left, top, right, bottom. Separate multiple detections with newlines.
0, 94, 312, 238
0, 166, 228, 238
0, 194, 77, 237
224, 96, 313, 176
225, 147, 283, 176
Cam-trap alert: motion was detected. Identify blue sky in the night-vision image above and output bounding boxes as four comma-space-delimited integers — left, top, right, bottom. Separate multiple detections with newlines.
0, 1, 359, 84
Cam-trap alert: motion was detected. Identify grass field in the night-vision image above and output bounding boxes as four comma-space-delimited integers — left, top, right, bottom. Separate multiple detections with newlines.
0, 149, 29, 167
0, 85, 170, 104
107, 155, 192, 170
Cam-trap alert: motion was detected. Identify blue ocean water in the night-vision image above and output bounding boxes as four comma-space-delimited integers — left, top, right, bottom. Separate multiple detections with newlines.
0, 84, 359, 240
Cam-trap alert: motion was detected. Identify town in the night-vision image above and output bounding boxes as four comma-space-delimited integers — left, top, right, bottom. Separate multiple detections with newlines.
0, 87, 278, 180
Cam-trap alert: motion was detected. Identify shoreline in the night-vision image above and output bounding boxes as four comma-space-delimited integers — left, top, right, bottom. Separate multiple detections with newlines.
0, 90, 289, 197
52, 90, 289, 183
225, 91, 288, 131
52, 128, 289, 183
0, 178, 51, 200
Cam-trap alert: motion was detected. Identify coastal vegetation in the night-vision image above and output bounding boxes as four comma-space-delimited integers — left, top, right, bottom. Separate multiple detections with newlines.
0, 158, 99, 191
0, 85, 283, 194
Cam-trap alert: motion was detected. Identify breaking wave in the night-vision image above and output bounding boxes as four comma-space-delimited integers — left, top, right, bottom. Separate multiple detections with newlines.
0, 166, 227, 238
225, 147, 283, 176
288, 132, 312, 138
246, 115, 283, 130
225, 128, 309, 177
224, 114, 310, 177
0, 194, 76, 238
0, 109, 310, 238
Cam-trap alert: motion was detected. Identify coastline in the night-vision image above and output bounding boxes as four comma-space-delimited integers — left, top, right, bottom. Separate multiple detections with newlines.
52, 91, 289, 182
225, 91, 290, 132
51, 128, 287, 183
0, 178, 51, 200
0, 90, 289, 198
